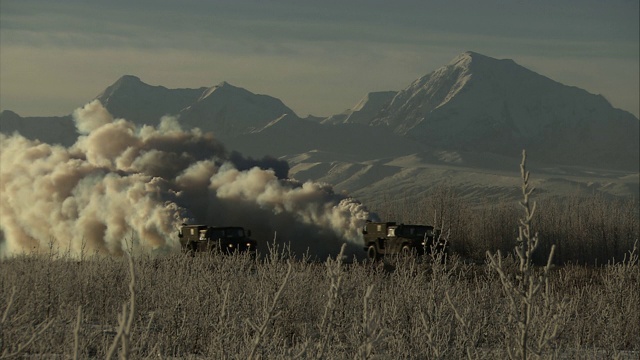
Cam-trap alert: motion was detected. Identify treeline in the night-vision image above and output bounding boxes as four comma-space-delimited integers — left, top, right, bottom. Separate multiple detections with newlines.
374, 189, 639, 265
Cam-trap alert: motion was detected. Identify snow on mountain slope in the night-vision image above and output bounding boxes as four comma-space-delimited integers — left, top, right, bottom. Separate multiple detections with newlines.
322, 91, 396, 125
374, 51, 613, 134
285, 148, 639, 208
368, 51, 639, 170
1, 77, 301, 147
178, 81, 299, 136
97, 76, 298, 136
226, 115, 426, 160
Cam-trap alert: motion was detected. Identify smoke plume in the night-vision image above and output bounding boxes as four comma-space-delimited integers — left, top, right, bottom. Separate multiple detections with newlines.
0, 101, 371, 258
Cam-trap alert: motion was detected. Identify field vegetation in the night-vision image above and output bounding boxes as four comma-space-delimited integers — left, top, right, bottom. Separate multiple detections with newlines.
381, 184, 638, 266
1, 153, 638, 359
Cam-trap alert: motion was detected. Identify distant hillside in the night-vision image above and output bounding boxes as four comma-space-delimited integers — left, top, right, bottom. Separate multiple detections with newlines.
0, 110, 75, 146
322, 91, 396, 125
227, 114, 426, 160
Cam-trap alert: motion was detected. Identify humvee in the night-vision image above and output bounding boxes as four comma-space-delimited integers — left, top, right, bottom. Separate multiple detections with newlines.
179, 224, 256, 254
362, 221, 446, 260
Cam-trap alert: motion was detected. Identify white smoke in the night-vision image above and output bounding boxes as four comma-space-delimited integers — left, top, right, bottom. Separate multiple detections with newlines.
0, 101, 371, 258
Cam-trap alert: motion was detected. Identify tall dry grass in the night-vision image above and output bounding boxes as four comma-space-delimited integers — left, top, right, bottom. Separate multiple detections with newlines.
1, 241, 638, 358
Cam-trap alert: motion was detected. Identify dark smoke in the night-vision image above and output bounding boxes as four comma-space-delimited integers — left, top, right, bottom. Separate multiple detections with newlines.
229, 151, 290, 180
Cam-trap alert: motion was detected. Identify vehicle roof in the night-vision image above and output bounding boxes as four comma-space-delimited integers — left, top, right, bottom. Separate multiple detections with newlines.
181, 224, 206, 228
181, 224, 245, 230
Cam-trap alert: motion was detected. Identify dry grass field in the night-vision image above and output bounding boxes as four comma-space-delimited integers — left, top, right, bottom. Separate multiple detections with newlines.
1, 154, 638, 359
0, 241, 638, 359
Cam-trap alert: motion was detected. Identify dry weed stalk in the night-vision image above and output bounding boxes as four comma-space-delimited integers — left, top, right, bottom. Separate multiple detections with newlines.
315, 243, 346, 359
106, 254, 137, 360
443, 291, 480, 360
246, 260, 295, 360
486, 150, 563, 359
72, 306, 82, 360
355, 285, 386, 359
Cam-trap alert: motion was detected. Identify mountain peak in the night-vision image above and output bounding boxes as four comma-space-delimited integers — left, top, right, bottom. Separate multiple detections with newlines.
99, 75, 153, 99
451, 50, 484, 63
180, 81, 300, 136
200, 81, 248, 100
448, 51, 517, 71
459, 51, 493, 59
0, 110, 21, 119
95, 75, 204, 125
367, 51, 639, 170
118, 74, 142, 82
111, 75, 146, 88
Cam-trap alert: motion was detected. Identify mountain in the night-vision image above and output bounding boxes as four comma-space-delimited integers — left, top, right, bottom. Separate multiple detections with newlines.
1, 77, 299, 144
0, 110, 76, 146
322, 91, 396, 125
95, 75, 206, 126
227, 114, 426, 160
178, 81, 299, 136
97, 76, 299, 137
355, 51, 639, 170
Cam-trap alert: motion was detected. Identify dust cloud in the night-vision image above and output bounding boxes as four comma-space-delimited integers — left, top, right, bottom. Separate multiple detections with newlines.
0, 101, 371, 258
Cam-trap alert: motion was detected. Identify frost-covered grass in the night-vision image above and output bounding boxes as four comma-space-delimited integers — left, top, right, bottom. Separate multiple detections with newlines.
1, 239, 638, 358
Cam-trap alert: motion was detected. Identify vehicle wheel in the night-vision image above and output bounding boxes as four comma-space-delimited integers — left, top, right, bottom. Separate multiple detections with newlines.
401, 245, 415, 257
367, 245, 379, 261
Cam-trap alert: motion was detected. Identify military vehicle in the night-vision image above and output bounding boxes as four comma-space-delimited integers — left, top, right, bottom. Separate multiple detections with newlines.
362, 221, 446, 260
179, 224, 256, 254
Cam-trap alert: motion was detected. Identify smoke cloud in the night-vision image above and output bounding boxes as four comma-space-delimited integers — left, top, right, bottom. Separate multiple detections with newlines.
0, 100, 371, 258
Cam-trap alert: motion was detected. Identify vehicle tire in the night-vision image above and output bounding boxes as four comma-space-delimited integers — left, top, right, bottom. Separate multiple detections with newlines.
367, 245, 379, 261
401, 245, 412, 255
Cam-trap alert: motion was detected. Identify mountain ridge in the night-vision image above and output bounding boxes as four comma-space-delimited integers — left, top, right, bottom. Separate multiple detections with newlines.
357, 51, 639, 170
1, 52, 638, 205
178, 81, 298, 136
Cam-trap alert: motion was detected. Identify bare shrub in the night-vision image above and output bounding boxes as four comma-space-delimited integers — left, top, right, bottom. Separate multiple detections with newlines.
485, 150, 567, 359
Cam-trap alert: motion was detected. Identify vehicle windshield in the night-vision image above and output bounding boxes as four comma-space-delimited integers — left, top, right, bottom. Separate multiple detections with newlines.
223, 228, 245, 238
396, 225, 432, 237
207, 227, 245, 238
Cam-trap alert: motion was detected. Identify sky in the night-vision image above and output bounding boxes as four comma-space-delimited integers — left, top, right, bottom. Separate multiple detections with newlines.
1, 0, 638, 118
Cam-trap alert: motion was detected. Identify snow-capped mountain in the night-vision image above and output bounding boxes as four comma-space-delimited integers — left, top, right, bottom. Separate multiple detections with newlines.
1, 76, 301, 151
333, 51, 639, 170
2, 76, 300, 143
97, 76, 298, 137
1, 51, 638, 205
178, 81, 299, 136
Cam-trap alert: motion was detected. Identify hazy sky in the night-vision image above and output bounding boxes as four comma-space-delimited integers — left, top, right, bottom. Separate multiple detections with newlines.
1, 0, 638, 118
